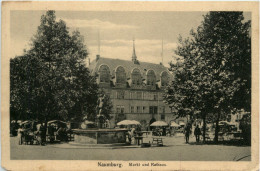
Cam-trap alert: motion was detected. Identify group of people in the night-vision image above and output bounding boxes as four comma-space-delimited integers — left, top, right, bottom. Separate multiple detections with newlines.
17, 122, 47, 145
15, 121, 70, 145
152, 127, 167, 136
184, 123, 202, 143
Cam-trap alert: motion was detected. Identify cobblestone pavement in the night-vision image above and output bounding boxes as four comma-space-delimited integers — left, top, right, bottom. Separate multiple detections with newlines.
10, 136, 251, 161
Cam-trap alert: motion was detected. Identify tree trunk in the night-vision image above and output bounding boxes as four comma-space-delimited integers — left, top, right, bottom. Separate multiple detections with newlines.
214, 112, 220, 143
202, 115, 206, 143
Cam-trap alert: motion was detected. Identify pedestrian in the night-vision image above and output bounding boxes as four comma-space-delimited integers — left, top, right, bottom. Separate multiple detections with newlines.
194, 125, 201, 143
127, 130, 132, 144
184, 124, 191, 143
48, 124, 55, 143
39, 123, 46, 145
162, 127, 166, 136
17, 125, 23, 145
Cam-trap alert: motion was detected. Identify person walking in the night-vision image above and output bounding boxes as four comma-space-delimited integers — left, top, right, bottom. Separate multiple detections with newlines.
184, 124, 191, 143
194, 125, 201, 143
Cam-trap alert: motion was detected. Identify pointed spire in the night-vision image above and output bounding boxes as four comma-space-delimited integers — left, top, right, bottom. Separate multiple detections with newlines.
132, 37, 137, 62
161, 38, 164, 65
98, 29, 100, 55
96, 29, 101, 61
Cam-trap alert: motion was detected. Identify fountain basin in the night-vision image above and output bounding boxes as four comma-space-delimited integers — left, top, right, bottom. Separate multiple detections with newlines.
72, 129, 128, 144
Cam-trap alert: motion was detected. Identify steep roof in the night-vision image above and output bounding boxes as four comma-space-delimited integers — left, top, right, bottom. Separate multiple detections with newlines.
88, 57, 173, 81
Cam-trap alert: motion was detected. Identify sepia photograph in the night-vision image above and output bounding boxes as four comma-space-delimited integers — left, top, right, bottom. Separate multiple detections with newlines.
1, 1, 259, 171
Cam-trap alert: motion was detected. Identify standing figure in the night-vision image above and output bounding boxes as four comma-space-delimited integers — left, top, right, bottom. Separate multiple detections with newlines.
39, 123, 46, 145
48, 124, 55, 143
96, 94, 105, 128
194, 125, 201, 143
184, 124, 191, 143
130, 127, 136, 144
162, 127, 166, 136
17, 125, 23, 145
97, 94, 105, 116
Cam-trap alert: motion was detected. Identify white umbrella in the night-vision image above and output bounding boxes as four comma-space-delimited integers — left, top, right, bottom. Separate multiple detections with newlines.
170, 122, 180, 127
47, 120, 67, 125
117, 120, 140, 126
179, 122, 185, 126
117, 120, 133, 126
131, 120, 141, 125
150, 121, 168, 127
21, 120, 31, 125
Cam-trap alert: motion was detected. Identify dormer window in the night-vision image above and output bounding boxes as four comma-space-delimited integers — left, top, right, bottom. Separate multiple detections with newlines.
161, 71, 169, 87
131, 68, 142, 86
147, 70, 156, 86
116, 66, 126, 84
98, 64, 110, 83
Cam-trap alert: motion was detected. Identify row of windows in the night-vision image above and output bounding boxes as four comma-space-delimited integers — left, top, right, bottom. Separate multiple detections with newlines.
116, 105, 166, 114
98, 65, 169, 86
116, 91, 159, 100
116, 106, 125, 114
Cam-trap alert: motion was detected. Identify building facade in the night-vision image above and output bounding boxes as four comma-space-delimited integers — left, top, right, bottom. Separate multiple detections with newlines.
88, 41, 186, 129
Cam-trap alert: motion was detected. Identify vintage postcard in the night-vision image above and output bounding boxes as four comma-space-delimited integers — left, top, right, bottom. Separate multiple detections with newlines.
1, 1, 259, 171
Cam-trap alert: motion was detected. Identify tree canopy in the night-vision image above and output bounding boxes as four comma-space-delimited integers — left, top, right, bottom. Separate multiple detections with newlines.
10, 10, 104, 123
164, 12, 251, 142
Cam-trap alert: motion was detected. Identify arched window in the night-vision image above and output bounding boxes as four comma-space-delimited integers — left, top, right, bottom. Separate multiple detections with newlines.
115, 66, 126, 84
161, 71, 168, 86
131, 68, 142, 86
98, 65, 110, 83
147, 70, 156, 86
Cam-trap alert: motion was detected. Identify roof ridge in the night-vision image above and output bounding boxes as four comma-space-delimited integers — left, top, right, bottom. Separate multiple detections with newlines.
94, 56, 166, 67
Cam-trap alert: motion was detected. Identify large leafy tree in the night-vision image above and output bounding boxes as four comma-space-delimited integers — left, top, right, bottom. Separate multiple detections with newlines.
165, 12, 251, 143
10, 11, 100, 123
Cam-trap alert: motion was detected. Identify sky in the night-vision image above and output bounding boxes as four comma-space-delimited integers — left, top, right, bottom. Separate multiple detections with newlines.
10, 11, 251, 66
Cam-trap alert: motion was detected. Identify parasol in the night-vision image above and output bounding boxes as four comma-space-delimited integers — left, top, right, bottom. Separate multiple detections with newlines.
117, 120, 140, 126
20, 120, 31, 125
179, 122, 185, 126
170, 121, 180, 127
150, 121, 168, 127
130, 120, 141, 125
47, 120, 67, 125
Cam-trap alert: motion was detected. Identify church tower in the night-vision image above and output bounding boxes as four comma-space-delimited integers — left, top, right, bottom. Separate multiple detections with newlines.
132, 38, 138, 63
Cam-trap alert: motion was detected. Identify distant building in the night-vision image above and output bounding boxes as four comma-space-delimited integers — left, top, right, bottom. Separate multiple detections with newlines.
88, 40, 186, 128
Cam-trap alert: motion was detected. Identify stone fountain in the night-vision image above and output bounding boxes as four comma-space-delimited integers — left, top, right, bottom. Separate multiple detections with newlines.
71, 95, 128, 145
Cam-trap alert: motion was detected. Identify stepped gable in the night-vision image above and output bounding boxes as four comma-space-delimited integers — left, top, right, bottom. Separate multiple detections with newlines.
88, 57, 172, 81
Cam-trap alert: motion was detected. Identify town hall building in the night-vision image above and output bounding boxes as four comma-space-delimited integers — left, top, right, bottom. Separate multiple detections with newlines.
88, 40, 187, 129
